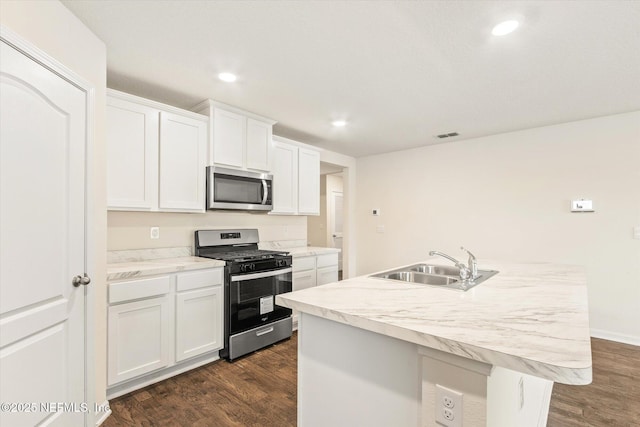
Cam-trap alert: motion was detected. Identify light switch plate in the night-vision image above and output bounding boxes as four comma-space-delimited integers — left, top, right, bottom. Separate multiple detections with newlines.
633, 226, 640, 240
571, 200, 594, 212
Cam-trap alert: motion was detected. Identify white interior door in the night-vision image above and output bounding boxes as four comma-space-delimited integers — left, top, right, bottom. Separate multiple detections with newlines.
330, 191, 343, 271
0, 40, 87, 426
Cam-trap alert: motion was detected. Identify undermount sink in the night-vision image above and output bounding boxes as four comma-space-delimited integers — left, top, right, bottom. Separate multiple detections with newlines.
370, 263, 499, 291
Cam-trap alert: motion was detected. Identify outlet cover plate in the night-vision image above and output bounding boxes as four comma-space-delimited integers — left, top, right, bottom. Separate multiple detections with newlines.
435, 384, 462, 427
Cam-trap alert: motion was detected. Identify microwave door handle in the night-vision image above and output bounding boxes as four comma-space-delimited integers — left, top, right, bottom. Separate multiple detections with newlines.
261, 179, 268, 205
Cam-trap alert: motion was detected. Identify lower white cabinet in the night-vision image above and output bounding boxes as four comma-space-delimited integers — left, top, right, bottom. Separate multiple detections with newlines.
316, 253, 339, 285
176, 285, 223, 362
292, 256, 317, 292
107, 267, 223, 395
108, 294, 172, 386
292, 252, 339, 327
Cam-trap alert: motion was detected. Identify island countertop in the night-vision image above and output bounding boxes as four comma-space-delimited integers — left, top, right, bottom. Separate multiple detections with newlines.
276, 258, 592, 385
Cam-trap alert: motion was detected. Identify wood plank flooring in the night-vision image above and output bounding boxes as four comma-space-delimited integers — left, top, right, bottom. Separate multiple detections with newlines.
104, 335, 639, 427
548, 338, 640, 427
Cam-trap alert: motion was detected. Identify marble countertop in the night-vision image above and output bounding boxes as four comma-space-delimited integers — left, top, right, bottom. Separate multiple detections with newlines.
276, 258, 592, 385
107, 256, 226, 282
106, 245, 339, 282
285, 246, 341, 257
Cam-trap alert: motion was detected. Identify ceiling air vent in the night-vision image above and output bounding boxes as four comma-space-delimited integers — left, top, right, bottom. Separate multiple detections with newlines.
436, 132, 459, 139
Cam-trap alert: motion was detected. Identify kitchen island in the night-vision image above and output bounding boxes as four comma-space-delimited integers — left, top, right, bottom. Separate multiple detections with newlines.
276, 258, 592, 427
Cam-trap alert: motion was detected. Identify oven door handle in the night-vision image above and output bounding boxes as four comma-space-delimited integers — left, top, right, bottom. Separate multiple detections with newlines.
231, 267, 292, 282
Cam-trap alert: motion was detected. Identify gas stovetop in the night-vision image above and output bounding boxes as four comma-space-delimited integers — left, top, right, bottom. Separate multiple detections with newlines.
198, 249, 289, 263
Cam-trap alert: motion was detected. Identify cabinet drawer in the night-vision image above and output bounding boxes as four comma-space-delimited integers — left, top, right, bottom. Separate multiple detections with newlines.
176, 268, 223, 292
293, 270, 317, 292
316, 253, 338, 269
109, 276, 171, 304
293, 256, 316, 272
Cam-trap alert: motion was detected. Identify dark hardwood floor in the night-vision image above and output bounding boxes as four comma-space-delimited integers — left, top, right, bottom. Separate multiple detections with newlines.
548, 338, 640, 427
103, 335, 297, 427
104, 335, 639, 427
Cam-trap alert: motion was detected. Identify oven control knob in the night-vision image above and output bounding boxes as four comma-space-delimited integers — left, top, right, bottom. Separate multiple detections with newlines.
249, 263, 255, 271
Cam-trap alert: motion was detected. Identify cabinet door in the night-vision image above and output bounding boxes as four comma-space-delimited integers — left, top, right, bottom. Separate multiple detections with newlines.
298, 147, 320, 215
246, 118, 272, 171
213, 108, 244, 168
158, 112, 207, 212
106, 97, 158, 210
317, 266, 339, 286
271, 141, 299, 214
108, 295, 172, 386
175, 286, 223, 362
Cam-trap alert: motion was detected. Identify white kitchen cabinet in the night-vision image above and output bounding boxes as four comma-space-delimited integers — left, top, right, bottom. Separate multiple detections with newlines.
175, 269, 224, 362
194, 99, 275, 172
159, 111, 207, 211
107, 89, 207, 212
271, 136, 321, 215
292, 256, 317, 292
291, 252, 339, 328
108, 292, 172, 386
107, 267, 223, 396
298, 147, 321, 215
212, 108, 245, 168
106, 96, 158, 210
271, 140, 299, 214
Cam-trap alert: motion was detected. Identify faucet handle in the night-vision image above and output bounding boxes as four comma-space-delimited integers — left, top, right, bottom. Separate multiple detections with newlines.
460, 246, 478, 279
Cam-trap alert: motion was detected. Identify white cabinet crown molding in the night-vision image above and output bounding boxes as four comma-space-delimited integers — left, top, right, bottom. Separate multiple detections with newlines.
108, 88, 208, 122
192, 98, 276, 125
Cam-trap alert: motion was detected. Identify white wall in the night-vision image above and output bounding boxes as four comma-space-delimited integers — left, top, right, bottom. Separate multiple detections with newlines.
108, 211, 307, 250
356, 111, 640, 344
0, 0, 108, 422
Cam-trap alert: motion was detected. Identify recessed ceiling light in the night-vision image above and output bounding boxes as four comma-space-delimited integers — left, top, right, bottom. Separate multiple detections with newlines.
332, 120, 347, 127
491, 20, 519, 36
218, 72, 237, 82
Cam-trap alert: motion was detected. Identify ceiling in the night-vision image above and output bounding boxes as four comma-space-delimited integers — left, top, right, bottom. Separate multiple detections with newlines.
62, 1, 640, 158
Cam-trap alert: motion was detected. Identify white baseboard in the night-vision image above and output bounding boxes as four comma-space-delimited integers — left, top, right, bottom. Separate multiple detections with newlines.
94, 400, 112, 426
591, 329, 640, 346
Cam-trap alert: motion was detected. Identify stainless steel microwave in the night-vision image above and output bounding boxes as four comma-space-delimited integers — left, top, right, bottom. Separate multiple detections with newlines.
206, 166, 273, 211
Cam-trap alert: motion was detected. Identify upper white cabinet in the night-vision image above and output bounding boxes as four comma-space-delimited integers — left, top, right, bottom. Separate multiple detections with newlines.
298, 147, 321, 215
106, 96, 158, 210
271, 136, 320, 215
107, 90, 207, 212
194, 100, 275, 172
271, 140, 299, 214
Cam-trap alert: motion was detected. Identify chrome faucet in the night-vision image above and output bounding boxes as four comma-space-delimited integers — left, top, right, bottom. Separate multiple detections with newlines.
428, 250, 470, 281
460, 246, 478, 280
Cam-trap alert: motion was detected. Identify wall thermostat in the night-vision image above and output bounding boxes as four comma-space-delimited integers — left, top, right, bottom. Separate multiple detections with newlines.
372, 209, 380, 216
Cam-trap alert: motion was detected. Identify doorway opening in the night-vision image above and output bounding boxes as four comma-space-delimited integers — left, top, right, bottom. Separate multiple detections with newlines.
307, 162, 344, 279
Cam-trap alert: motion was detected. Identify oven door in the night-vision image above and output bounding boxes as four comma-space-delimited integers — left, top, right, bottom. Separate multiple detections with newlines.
229, 267, 292, 335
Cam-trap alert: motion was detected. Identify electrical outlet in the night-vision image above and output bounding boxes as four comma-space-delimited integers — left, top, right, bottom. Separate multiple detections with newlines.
150, 227, 160, 239
435, 384, 462, 427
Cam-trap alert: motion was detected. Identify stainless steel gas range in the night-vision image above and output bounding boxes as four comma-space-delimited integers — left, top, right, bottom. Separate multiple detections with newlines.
195, 229, 292, 361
